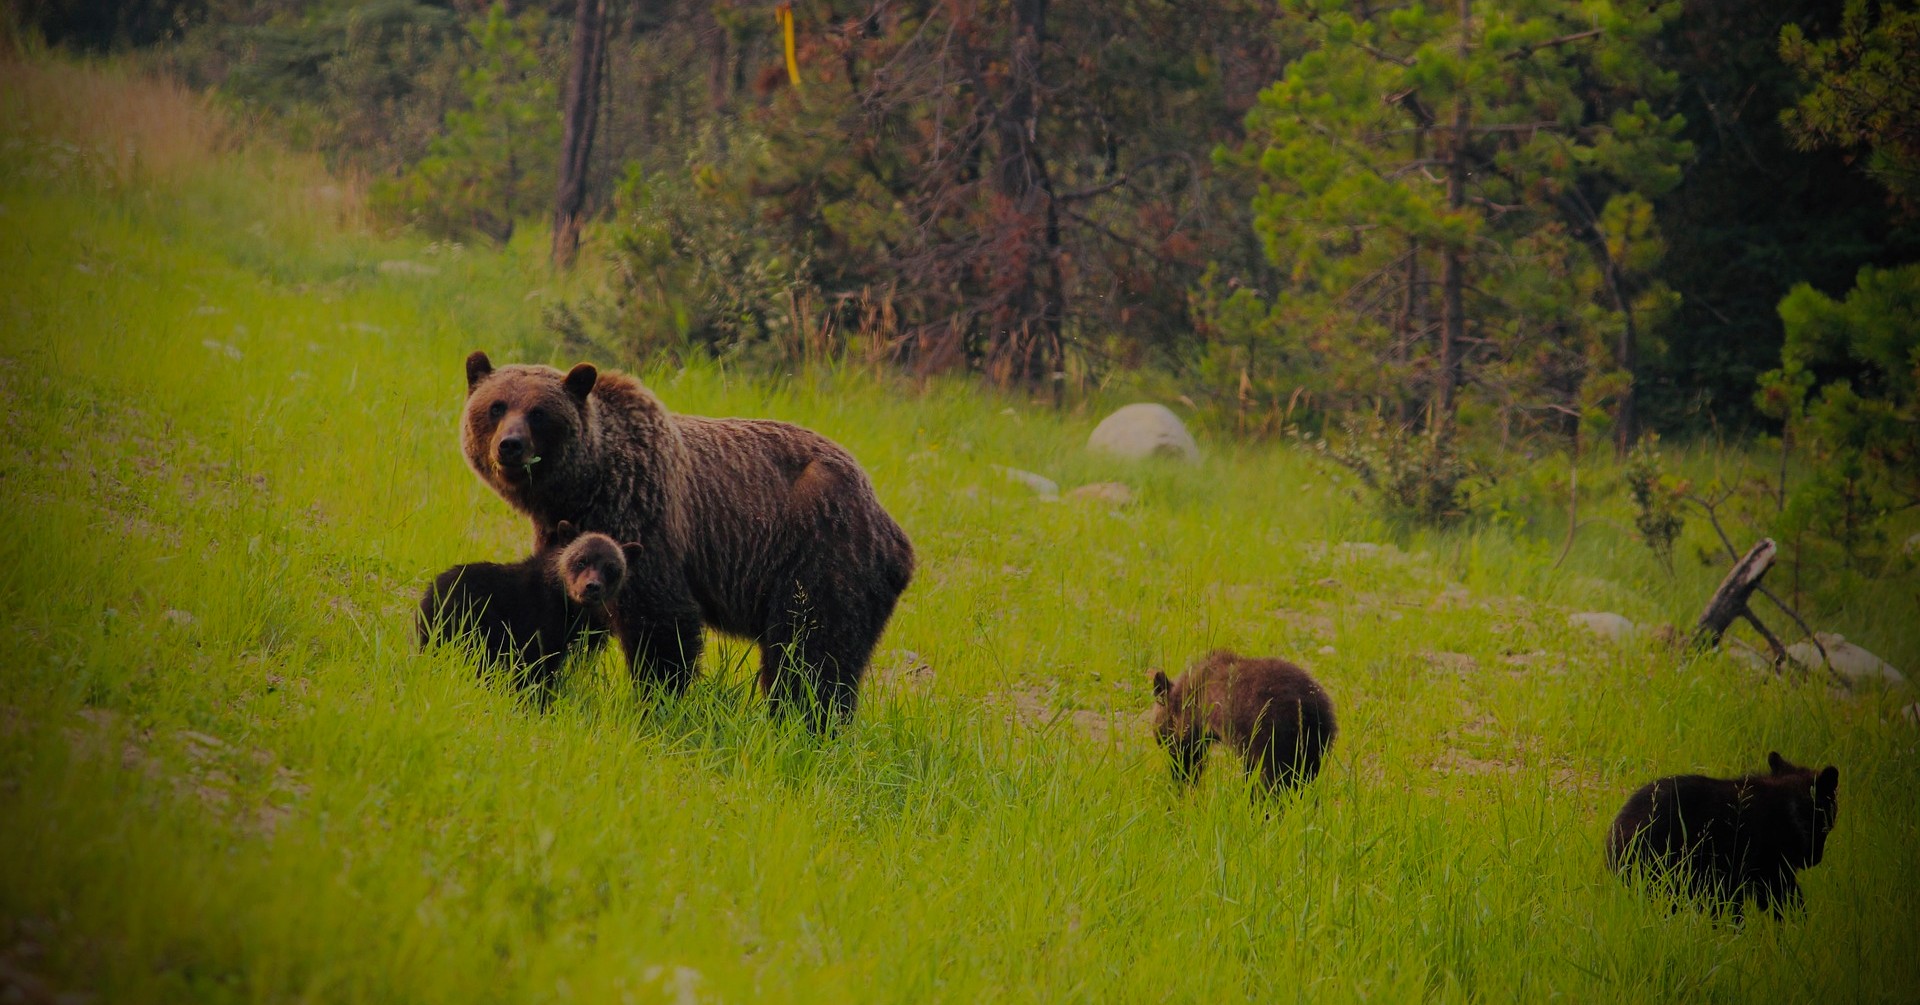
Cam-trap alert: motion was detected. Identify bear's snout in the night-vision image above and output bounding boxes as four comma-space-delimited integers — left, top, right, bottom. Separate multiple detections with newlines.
578, 578, 603, 603
496, 434, 528, 463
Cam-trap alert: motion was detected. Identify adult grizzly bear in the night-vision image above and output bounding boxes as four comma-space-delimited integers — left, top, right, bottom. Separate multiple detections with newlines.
1607, 752, 1840, 919
1150, 650, 1337, 795
461, 351, 914, 726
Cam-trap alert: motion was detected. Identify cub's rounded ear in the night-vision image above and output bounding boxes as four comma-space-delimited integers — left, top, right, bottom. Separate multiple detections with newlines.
621, 542, 645, 566
1150, 670, 1173, 699
1817, 766, 1839, 798
466, 351, 494, 391
551, 519, 579, 545
563, 362, 598, 403
1767, 751, 1791, 775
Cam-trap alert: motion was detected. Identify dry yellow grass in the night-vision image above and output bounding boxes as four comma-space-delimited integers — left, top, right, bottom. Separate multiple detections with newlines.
0, 46, 367, 232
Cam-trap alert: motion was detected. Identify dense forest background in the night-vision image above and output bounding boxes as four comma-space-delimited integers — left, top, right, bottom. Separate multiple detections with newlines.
11, 0, 1918, 600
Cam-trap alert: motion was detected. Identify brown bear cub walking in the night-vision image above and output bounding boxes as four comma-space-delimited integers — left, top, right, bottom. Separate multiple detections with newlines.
1150, 650, 1337, 795
418, 522, 640, 698
1607, 752, 1840, 919
460, 351, 914, 728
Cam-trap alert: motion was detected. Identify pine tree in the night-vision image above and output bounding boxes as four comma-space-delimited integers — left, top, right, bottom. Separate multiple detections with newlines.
1217, 0, 1690, 457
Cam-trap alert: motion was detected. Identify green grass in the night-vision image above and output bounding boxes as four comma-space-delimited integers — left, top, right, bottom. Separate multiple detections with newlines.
2, 54, 1917, 1002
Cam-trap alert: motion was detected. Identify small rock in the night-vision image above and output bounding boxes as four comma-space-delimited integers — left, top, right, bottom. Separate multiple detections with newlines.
1724, 638, 1775, 672
163, 609, 194, 626
992, 465, 1059, 499
1568, 612, 1635, 643
376, 259, 439, 278
1066, 481, 1133, 505
1316, 645, 1337, 656
1904, 533, 1920, 557
1898, 703, 1919, 726
1786, 633, 1906, 686
1087, 403, 1200, 463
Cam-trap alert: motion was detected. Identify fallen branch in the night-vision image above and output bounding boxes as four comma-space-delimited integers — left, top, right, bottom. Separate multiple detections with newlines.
1686, 492, 1838, 680
1690, 538, 1809, 678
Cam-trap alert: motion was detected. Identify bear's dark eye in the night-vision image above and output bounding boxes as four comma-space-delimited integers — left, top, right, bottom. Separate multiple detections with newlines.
527, 407, 548, 426
488, 401, 507, 420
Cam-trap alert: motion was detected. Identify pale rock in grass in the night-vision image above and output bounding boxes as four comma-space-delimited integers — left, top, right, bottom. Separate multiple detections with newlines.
1724, 637, 1776, 673
1899, 702, 1920, 726
1066, 481, 1133, 505
1087, 403, 1200, 463
1568, 611, 1636, 643
163, 609, 194, 626
992, 465, 1059, 499
1785, 633, 1907, 686
1904, 533, 1920, 557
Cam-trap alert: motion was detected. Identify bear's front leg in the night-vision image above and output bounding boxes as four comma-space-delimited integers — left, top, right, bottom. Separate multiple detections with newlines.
610, 574, 704, 695
618, 613, 703, 695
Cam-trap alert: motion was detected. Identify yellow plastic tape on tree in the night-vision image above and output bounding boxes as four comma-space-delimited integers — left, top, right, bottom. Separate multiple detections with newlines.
777, 4, 801, 89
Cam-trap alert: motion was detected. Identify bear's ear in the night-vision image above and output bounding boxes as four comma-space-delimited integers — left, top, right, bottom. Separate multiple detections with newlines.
551, 519, 579, 545
1150, 670, 1172, 700
621, 541, 645, 567
466, 351, 494, 392
1768, 751, 1794, 775
563, 362, 598, 403
1816, 765, 1839, 800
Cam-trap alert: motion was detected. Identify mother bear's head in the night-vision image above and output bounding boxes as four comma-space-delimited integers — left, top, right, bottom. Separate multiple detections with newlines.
461, 351, 598, 506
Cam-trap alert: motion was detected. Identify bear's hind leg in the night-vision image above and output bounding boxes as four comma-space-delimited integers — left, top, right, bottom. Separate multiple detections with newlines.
759, 605, 880, 731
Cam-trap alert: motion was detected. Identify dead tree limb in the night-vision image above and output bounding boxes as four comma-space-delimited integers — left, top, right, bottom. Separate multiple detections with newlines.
1686, 491, 1835, 673
1691, 538, 1804, 678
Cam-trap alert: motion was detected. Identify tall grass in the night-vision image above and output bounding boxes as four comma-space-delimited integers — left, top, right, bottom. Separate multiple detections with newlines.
1, 54, 1916, 1002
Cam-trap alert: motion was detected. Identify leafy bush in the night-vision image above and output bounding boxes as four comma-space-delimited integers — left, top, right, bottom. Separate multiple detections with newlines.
371, 3, 557, 244
1625, 434, 1688, 571
1757, 263, 1920, 569
1315, 413, 1478, 527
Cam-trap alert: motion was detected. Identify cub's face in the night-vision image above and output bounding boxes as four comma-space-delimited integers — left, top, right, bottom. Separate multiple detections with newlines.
558, 533, 627, 606
461, 352, 598, 499
1768, 751, 1841, 868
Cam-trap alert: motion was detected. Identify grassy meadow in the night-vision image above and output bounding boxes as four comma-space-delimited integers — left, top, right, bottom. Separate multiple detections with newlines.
2, 55, 1918, 1002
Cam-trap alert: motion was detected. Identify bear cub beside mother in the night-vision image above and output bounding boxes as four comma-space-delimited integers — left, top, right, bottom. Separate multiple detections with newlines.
461, 351, 914, 727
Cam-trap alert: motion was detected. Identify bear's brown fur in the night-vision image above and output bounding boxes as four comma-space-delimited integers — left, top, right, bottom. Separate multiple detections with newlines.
418, 522, 637, 699
1150, 650, 1337, 794
1607, 752, 1840, 919
460, 351, 915, 725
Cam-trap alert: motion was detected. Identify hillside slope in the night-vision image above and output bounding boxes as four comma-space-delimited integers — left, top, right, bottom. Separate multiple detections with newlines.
1, 55, 1916, 1003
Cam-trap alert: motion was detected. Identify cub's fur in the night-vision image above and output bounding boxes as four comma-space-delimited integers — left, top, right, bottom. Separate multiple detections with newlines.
1607, 752, 1840, 918
418, 522, 638, 698
1150, 650, 1337, 794
460, 351, 914, 727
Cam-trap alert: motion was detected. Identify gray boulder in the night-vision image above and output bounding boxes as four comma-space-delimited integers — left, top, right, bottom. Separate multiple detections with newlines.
1568, 611, 1636, 643
1786, 633, 1907, 686
1087, 403, 1200, 463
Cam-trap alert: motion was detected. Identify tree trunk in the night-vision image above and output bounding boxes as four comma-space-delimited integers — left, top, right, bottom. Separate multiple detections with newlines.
1395, 125, 1424, 427
991, 0, 1064, 389
703, 1, 729, 153
551, 0, 608, 270
1436, 0, 1471, 441
1691, 538, 1784, 656
1609, 261, 1638, 455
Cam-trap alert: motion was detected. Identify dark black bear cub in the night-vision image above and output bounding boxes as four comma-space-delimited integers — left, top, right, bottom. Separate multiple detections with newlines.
1150, 650, 1337, 795
1607, 752, 1840, 918
418, 522, 640, 697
